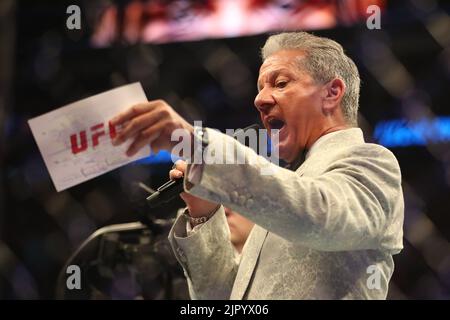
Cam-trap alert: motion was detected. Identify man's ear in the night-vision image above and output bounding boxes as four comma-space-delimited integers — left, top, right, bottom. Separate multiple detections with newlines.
322, 78, 345, 115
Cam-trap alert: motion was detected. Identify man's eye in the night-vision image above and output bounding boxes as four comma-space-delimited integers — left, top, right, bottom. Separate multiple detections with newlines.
275, 81, 287, 88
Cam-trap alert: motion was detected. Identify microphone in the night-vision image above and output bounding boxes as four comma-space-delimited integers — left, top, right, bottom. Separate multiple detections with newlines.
146, 124, 260, 208
146, 178, 184, 208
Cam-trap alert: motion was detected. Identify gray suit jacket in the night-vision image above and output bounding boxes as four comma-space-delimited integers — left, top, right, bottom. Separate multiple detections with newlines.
168, 128, 404, 299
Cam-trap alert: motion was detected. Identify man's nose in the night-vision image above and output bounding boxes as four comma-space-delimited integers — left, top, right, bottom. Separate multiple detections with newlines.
254, 88, 274, 113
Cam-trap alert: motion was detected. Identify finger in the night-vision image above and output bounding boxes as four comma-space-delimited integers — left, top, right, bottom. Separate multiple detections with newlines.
150, 139, 162, 155
112, 109, 164, 146
110, 100, 166, 126
173, 159, 187, 173
142, 120, 170, 154
110, 102, 153, 126
151, 134, 171, 155
126, 131, 159, 157
125, 121, 167, 156
169, 169, 183, 180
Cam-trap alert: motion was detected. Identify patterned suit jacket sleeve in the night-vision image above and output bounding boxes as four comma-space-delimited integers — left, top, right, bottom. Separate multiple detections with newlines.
168, 205, 239, 299
183, 128, 404, 253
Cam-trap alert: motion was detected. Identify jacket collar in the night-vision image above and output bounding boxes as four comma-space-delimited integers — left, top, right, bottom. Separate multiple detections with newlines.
285, 128, 364, 171
306, 128, 364, 160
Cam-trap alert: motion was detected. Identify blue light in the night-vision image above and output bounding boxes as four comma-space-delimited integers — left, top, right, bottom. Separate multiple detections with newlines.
373, 116, 450, 147
134, 150, 179, 165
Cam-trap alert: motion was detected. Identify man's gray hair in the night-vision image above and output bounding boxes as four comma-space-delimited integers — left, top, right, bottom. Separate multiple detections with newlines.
261, 32, 360, 126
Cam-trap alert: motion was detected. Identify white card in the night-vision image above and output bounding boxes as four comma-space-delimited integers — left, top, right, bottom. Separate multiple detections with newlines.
28, 82, 151, 192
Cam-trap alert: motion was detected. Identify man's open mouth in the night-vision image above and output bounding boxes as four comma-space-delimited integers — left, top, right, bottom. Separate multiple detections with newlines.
267, 118, 286, 131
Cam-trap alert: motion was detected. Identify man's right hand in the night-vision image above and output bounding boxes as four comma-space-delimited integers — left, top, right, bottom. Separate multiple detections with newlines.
169, 160, 219, 218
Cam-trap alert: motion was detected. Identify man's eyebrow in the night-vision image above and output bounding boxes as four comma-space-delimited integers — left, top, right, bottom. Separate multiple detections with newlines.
257, 69, 290, 91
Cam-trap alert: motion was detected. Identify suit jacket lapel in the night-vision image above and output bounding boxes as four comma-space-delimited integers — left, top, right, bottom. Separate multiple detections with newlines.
230, 225, 268, 299
229, 160, 308, 300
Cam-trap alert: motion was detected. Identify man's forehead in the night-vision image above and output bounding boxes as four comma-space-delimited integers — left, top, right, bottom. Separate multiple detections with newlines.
259, 49, 306, 75
257, 51, 304, 87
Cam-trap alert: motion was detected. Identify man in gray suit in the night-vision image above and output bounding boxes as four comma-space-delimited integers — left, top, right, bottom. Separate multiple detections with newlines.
110, 32, 404, 299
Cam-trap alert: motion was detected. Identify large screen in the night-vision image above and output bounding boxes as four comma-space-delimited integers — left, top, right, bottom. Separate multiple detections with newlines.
89, 0, 386, 46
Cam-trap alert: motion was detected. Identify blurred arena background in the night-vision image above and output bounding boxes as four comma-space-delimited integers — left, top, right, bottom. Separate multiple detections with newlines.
0, 0, 450, 299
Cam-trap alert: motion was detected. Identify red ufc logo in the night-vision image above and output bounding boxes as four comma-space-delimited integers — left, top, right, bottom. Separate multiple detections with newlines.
70, 121, 118, 154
